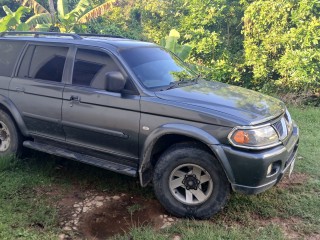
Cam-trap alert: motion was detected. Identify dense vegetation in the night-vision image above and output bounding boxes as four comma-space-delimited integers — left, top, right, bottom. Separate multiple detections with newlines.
0, 0, 319, 94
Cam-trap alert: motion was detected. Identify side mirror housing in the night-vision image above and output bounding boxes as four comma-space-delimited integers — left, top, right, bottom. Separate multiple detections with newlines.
105, 71, 126, 92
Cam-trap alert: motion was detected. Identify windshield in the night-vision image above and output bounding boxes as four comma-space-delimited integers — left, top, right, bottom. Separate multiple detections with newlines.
120, 47, 197, 89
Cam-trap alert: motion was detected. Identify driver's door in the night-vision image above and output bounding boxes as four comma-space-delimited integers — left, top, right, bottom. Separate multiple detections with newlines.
61, 47, 140, 162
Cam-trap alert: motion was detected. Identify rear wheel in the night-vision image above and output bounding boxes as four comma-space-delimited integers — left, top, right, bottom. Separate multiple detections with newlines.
153, 143, 230, 219
0, 110, 22, 157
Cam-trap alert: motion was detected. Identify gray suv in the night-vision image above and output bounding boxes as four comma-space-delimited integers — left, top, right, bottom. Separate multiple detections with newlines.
0, 32, 299, 219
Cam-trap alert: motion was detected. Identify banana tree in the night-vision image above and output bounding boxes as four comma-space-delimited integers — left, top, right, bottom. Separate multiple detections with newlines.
160, 29, 192, 61
0, 5, 30, 32
21, 0, 115, 32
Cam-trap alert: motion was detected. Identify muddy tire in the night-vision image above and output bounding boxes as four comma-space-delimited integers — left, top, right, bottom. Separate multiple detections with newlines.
0, 110, 22, 157
153, 143, 230, 219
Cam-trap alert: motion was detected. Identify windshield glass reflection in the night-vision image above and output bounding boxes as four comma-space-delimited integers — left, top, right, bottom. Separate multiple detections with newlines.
120, 47, 197, 89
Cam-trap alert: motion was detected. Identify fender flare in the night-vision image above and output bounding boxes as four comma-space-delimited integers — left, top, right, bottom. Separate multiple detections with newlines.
0, 95, 29, 136
139, 123, 235, 186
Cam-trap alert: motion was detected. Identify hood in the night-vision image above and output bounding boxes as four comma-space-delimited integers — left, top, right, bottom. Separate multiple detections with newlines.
155, 80, 285, 125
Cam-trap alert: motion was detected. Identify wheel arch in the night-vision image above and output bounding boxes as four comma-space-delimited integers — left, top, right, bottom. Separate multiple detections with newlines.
139, 123, 234, 187
0, 95, 29, 137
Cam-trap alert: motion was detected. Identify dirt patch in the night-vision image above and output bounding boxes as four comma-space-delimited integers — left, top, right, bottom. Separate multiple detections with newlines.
251, 214, 303, 239
34, 180, 178, 239
79, 195, 167, 239
277, 172, 309, 189
56, 190, 178, 239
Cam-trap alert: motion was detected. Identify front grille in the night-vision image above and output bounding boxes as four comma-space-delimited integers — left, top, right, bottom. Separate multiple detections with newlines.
274, 120, 284, 137
273, 109, 293, 140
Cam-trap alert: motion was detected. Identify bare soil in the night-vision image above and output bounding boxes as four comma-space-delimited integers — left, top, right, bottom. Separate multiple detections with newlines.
277, 172, 309, 189
36, 170, 312, 239
251, 214, 303, 239
47, 186, 177, 240
79, 196, 165, 239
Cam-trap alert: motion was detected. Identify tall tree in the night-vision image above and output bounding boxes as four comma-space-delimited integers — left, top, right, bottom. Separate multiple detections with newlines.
21, 0, 115, 32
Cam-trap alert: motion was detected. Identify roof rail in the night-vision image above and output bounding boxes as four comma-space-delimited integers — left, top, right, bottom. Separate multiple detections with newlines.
79, 33, 124, 39
0, 31, 83, 40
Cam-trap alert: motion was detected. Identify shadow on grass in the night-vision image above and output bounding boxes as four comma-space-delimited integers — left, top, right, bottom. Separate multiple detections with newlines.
19, 151, 154, 197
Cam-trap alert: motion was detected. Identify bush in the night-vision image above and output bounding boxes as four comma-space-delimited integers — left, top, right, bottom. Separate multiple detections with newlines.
243, 0, 320, 92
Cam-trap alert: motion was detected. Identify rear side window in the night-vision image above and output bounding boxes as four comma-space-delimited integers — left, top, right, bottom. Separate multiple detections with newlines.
18, 45, 68, 82
0, 41, 25, 77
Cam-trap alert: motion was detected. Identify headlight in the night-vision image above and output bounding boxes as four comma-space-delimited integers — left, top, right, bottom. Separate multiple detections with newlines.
228, 125, 280, 149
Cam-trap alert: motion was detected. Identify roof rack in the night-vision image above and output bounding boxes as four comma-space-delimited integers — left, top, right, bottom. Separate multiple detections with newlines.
78, 33, 124, 39
0, 31, 83, 40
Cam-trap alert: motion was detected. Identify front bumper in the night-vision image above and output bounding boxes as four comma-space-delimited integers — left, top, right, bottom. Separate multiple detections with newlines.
213, 124, 299, 195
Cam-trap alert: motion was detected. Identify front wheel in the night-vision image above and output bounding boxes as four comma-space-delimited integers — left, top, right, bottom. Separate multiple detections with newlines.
153, 143, 230, 219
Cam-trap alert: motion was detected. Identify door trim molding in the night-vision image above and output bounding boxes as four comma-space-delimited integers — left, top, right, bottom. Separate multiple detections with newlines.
62, 120, 128, 139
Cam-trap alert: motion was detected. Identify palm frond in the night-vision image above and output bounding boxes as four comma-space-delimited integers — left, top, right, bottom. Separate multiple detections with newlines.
26, 13, 52, 27
16, 23, 30, 31
2, 6, 13, 16
57, 0, 69, 18
78, 0, 115, 24
177, 45, 192, 61
22, 0, 48, 14
13, 6, 30, 23
66, 0, 90, 20
0, 15, 18, 31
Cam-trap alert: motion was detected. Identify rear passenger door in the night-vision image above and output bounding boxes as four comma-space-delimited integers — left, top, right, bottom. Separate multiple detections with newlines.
9, 43, 70, 140
62, 47, 140, 161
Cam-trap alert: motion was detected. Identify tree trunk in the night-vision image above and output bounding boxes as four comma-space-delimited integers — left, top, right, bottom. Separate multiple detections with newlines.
48, 0, 55, 18
48, 0, 56, 30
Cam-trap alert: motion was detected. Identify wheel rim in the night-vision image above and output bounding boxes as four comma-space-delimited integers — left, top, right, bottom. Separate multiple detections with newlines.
169, 163, 213, 205
0, 121, 10, 152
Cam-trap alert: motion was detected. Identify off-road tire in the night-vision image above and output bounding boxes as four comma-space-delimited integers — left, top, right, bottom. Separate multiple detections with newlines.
0, 110, 22, 157
153, 142, 230, 219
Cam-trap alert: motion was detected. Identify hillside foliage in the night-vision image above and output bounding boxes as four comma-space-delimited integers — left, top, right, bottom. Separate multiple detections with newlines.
0, 0, 319, 93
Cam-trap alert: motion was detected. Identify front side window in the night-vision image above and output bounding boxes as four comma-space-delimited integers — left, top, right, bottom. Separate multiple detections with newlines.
72, 48, 120, 90
18, 45, 68, 82
0, 41, 25, 77
120, 47, 197, 90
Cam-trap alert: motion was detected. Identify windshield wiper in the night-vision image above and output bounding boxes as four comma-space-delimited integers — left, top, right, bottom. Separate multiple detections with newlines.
166, 76, 200, 90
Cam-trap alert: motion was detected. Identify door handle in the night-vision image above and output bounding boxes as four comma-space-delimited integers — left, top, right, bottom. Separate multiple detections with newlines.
15, 87, 25, 93
69, 95, 80, 107
70, 95, 80, 102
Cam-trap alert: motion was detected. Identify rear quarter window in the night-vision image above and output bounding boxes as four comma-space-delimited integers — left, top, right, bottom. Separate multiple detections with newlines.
0, 41, 25, 77
18, 45, 68, 82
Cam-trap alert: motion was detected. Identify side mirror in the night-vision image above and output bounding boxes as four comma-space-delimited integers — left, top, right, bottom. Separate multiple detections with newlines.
105, 71, 126, 92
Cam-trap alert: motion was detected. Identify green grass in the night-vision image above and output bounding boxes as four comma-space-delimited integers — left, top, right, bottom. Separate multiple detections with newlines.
115, 223, 285, 240
0, 106, 319, 239
290, 106, 320, 177
168, 221, 285, 240
0, 156, 58, 239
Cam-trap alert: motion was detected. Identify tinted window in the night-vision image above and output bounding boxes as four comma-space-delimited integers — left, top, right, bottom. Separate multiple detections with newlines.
72, 49, 120, 89
18, 45, 68, 82
0, 41, 25, 77
120, 47, 196, 89
18, 46, 35, 78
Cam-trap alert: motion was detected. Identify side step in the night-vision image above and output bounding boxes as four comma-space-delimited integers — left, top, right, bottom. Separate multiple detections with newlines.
23, 141, 137, 177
